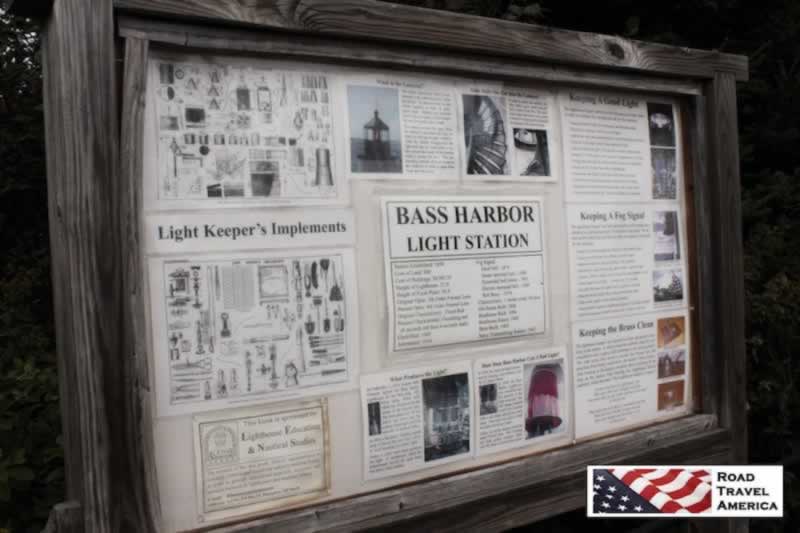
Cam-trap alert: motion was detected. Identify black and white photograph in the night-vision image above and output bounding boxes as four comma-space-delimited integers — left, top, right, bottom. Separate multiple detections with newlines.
651, 147, 678, 199
658, 349, 686, 379
348, 85, 402, 173
653, 268, 684, 303
422, 373, 470, 462
479, 383, 497, 415
513, 128, 550, 176
654, 210, 681, 262
523, 362, 565, 439
463, 94, 509, 175
367, 401, 382, 436
647, 102, 676, 147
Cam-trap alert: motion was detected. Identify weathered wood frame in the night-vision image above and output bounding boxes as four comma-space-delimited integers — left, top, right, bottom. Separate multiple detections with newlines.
21, 0, 748, 531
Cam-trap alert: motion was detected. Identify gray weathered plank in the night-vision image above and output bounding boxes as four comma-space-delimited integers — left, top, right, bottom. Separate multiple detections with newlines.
706, 73, 748, 533
679, 100, 702, 411
42, 501, 84, 533
202, 415, 724, 533
371, 436, 730, 533
706, 72, 747, 464
117, 15, 703, 96
41, 11, 83, 506
120, 35, 162, 533
113, 0, 747, 81
40, 0, 118, 531
685, 95, 718, 416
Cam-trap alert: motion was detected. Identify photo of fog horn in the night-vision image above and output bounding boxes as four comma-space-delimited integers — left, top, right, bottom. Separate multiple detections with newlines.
654, 211, 681, 262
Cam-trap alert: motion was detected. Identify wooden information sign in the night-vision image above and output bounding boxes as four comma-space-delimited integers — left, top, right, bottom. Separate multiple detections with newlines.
13, 0, 748, 531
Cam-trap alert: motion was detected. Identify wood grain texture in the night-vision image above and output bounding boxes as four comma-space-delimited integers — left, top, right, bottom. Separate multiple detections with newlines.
117, 15, 703, 96
680, 100, 703, 412
684, 96, 718, 416
198, 415, 726, 533
42, 501, 84, 533
113, 0, 748, 81
120, 36, 162, 533
707, 73, 747, 463
41, 1, 161, 531
685, 98, 730, 533
41, 0, 118, 530
706, 73, 748, 533
41, 18, 83, 505
372, 440, 731, 533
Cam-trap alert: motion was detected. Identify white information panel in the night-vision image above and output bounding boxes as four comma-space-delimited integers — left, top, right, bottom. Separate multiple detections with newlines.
140, 51, 692, 532
381, 196, 548, 353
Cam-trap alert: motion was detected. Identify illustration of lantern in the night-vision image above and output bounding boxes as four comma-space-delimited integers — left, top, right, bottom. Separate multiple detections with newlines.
314, 147, 333, 186
361, 109, 391, 161
257, 86, 272, 123
236, 79, 251, 111
168, 268, 190, 297
525, 366, 562, 437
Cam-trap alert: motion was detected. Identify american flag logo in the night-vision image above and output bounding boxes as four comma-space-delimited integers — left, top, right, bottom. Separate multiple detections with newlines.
591, 468, 712, 515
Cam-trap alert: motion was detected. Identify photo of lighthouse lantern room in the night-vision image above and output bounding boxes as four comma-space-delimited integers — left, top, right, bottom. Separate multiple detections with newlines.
348, 85, 403, 173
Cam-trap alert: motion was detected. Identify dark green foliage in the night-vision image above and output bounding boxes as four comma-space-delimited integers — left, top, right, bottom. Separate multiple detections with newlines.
741, 168, 800, 532
0, 5, 62, 533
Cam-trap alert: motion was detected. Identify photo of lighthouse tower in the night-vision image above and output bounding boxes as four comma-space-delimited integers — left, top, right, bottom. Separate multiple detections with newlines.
348, 85, 403, 173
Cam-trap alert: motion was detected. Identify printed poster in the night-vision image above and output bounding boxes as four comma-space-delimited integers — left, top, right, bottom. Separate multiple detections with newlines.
381, 196, 548, 353
361, 361, 474, 480
148, 249, 358, 416
193, 399, 329, 521
147, 58, 342, 207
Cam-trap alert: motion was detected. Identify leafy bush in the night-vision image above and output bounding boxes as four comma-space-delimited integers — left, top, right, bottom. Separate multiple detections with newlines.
0, 7, 62, 533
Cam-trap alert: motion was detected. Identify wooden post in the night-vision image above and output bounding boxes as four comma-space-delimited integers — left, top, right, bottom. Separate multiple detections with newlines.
706, 73, 747, 464
41, 501, 83, 533
39, 0, 165, 530
706, 72, 749, 533
686, 70, 748, 533
120, 35, 162, 532
41, 0, 118, 530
